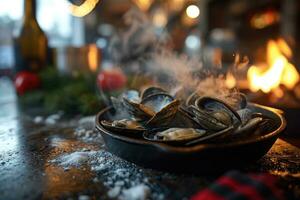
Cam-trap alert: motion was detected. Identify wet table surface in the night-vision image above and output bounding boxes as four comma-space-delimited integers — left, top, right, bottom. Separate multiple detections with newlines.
0, 78, 300, 200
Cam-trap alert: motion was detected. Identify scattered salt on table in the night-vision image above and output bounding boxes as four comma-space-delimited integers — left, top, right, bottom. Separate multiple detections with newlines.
50, 147, 165, 199
74, 127, 101, 142
78, 115, 95, 129
119, 184, 150, 200
107, 186, 121, 198
53, 151, 96, 167
33, 116, 43, 124
45, 113, 62, 125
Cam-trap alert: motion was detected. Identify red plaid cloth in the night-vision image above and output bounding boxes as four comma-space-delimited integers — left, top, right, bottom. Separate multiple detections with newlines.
191, 171, 284, 200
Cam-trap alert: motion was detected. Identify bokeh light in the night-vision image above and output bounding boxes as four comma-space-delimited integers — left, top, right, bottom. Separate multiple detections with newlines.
186, 5, 200, 19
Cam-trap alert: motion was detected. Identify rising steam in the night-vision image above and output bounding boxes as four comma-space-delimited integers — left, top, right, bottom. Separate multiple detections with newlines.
109, 7, 244, 109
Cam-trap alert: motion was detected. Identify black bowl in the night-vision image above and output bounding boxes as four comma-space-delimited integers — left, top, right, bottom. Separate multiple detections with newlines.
95, 103, 286, 173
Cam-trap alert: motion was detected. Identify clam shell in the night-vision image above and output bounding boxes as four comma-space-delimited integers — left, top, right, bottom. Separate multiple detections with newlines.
123, 97, 155, 122
233, 117, 264, 136
211, 110, 233, 127
122, 90, 140, 102
101, 120, 146, 138
239, 93, 248, 109
185, 92, 200, 106
237, 108, 252, 123
146, 99, 180, 128
141, 93, 174, 113
195, 96, 242, 123
184, 105, 229, 131
143, 127, 206, 145
170, 109, 201, 128
141, 86, 167, 100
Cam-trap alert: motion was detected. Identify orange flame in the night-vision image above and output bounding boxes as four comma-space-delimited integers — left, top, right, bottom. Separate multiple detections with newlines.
247, 39, 299, 94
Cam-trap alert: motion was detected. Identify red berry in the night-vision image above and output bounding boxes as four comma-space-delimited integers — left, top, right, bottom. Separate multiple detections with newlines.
14, 71, 40, 95
97, 69, 127, 91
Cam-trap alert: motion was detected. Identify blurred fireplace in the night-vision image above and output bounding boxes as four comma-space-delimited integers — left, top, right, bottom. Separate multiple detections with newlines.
206, 0, 300, 136
206, 0, 299, 69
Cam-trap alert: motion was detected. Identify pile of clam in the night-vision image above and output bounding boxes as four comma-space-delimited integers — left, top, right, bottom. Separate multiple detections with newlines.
100, 86, 274, 146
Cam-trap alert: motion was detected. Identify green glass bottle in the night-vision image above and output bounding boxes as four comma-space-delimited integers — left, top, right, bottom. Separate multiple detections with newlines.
14, 0, 48, 72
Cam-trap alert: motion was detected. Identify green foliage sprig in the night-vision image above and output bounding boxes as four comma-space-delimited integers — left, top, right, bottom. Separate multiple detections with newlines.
19, 67, 103, 116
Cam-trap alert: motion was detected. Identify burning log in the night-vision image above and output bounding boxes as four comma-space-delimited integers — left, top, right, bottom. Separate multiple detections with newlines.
247, 39, 299, 94
237, 39, 300, 136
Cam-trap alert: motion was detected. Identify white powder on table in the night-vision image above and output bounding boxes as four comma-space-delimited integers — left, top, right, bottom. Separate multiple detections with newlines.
119, 184, 150, 200
51, 150, 165, 200
51, 151, 96, 167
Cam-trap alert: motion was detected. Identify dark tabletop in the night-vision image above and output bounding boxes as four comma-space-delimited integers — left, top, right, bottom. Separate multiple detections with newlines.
0, 78, 300, 200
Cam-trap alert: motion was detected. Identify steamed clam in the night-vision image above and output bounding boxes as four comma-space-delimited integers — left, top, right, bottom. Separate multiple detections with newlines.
145, 99, 180, 127
195, 96, 242, 123
141, 86, 167, 100
180, 95, 241, 132
233, 117, 264, 136
101, 119, 146, 137
144, 128, 206, 145
100, 86, 275, 146
233, 113, 273, 137
122, 91, 180, 127
183, 105, 229, 131
141, 93, 174, 113
123, 97, 156, 122
102, 87, 180, 136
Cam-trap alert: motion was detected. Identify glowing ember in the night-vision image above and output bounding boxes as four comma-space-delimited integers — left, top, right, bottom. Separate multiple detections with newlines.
247, 39, 299, 94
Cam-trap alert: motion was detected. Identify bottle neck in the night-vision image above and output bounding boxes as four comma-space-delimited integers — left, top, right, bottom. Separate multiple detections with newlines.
24, 0, 36, 22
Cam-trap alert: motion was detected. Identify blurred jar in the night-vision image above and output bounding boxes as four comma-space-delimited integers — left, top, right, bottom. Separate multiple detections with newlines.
54, 44, 101, 76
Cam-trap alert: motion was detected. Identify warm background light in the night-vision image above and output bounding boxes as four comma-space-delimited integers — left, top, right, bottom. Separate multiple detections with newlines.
152, 9, 167, 28
247, 39, 300, 94
132, 0, 154, 11
88, 44, 98, 72
186, 5, 200, 19
69, 0, 100, 17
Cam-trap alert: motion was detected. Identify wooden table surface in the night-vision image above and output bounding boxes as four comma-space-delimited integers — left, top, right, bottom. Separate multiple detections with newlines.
0, 78, 300, 200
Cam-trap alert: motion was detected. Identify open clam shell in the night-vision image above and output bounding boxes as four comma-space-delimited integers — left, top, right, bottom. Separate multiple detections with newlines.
146, 99, 180, 128
141, 93, 174, 113
122, 90, 140, 103
169, 109, 202, 128
122, 97, 155, 122
101, 120, 146, 138
233, 113, 275, 136
143, 128, 206, 145
182, 105, 229, 131
195, 96, 242, 123
141, 86, 167, 100
233, 117, 264, 136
